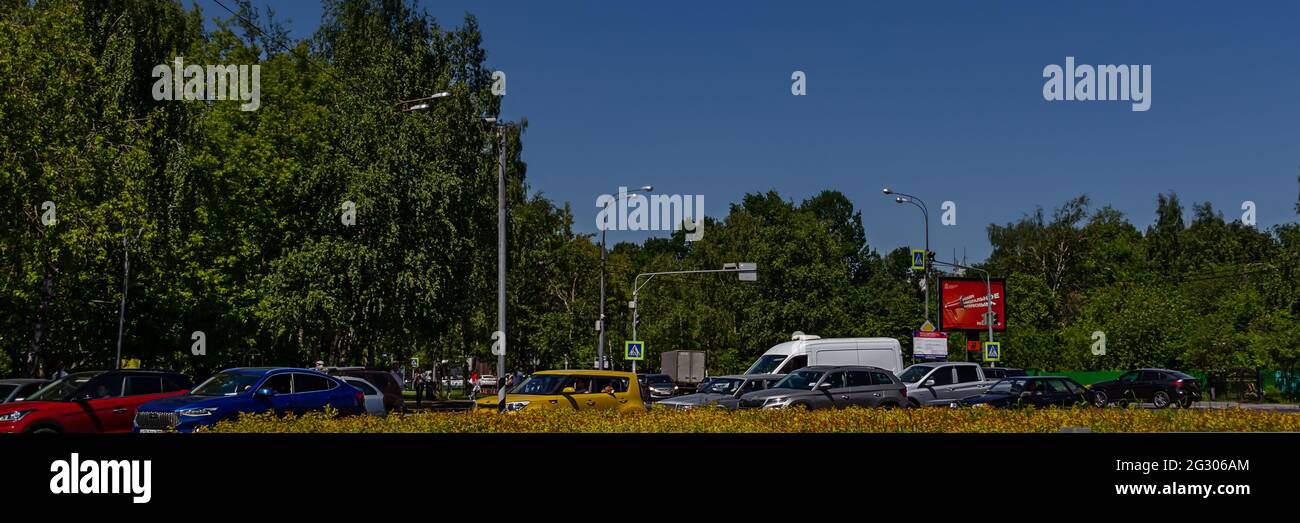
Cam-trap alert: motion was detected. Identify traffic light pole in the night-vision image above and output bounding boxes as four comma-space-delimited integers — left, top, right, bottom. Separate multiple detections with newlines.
630, 264, 758, 373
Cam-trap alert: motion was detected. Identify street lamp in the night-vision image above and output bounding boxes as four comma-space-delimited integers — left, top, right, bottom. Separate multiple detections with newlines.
629, 263, 757, 373
396, 91, 450, 112
883, 187, 931, 327
398, 93, 510, 398
598, 186, 653, 370
115, 228, 142, 369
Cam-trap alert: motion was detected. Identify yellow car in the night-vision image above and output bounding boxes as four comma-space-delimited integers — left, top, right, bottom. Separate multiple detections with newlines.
475, 370, 648, 413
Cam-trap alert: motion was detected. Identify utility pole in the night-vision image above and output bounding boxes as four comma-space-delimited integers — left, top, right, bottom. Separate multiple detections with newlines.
116, 228, 142, 369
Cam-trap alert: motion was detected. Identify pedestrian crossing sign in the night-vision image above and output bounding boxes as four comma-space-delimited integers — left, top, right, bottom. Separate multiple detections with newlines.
625, 341, 645, 360
911, 249, 927, 271
983, 342, 1001, 362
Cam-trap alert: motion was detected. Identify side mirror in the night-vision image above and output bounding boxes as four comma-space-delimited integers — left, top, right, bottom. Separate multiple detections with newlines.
561, 387, 576, 394
254, 387, 276, 398
1018, 391, 1032, 398
923, 379, 936, 387
817, 382, 834, 391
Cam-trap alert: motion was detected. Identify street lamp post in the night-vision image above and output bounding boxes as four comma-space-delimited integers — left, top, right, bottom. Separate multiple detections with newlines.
883, 188, 931, 326
115, 228, 142, 369
402, 97, 508, 396
598, 186, 653, 370
630, 263, 758, 373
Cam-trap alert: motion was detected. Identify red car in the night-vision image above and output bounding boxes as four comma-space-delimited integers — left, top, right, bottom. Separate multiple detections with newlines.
0, 370, 192, 433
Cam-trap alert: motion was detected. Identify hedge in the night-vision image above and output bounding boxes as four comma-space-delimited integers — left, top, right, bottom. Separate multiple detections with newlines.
205, 406, 1300, 433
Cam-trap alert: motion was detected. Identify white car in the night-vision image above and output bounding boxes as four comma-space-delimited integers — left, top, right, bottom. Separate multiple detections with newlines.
478, 375, 497, 387
340, 376, 386, 415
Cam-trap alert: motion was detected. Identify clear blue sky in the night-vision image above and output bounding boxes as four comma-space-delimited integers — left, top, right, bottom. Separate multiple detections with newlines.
197, 0, 1299, 262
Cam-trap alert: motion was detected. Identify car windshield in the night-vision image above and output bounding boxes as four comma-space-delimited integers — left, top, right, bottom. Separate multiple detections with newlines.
24, 373, 102, 401
699, 378, 743, 395
746, 355, 787, 375
509, 374, 569, 395
648, 376, 673, 385
989, 378, 1030, 393
0, 384, 15, 399
898, 365, 935, 383
191, 372, 263, 396
773, 369, 824, 390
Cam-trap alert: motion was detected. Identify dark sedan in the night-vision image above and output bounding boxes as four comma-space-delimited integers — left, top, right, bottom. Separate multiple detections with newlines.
960, 376, 1088, 408
1087, 368, 1201, 408
0, 379, 50, 403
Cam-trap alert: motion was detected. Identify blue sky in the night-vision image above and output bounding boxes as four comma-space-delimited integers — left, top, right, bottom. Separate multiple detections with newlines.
197, 0, 1299, 262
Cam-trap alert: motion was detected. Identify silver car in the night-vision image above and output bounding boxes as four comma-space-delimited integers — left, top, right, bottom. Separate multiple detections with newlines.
897, 362, 994, 407
737, 366, 907, 410
657, 374, 782, 410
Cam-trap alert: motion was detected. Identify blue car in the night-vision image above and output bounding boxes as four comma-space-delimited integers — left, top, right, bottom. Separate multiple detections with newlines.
133, 367, 365, 432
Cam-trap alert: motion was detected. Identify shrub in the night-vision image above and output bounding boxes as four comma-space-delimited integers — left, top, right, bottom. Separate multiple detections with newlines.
206, 406, 1300, 433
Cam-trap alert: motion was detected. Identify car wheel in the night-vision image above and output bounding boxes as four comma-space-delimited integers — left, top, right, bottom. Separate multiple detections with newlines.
1152, 391, 1171, 409
29, 427, 59, 434
1177, 397, 1193, 409
908, 398, 922, 408
879, 402, 897, 410
1091, 390, 1109, 408
789, 402, 811, 411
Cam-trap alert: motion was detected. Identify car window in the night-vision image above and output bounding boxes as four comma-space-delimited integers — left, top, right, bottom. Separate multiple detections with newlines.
955, 366, 980, 383
161, 377, 184, 392
18, 383, 43, 398
1057, 379, 1081, 394
124, 377, 163, 396
349, 380, 378, 395
262, 374, 293, 394
823, 372, 848, 389
1118, 371, 1139, 383
0, 384, 15, 399
84, 376, 124, 399
983, 368, 1002, 379
870, 372, 894, 385
844, 371, 872, 387
294, 373, 335, 393
928, 368, 955, 386
781, 355, 808, 374
742, 380, 766, 393
566, 376, 594, 393
1139, 370, 1160, 381
1037, 380, 1064, 393
591, 377, 629, 393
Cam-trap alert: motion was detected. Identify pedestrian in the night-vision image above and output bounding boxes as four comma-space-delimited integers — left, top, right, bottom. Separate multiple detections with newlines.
313, 360, 326, 373
414, 371, 424, 406
513, 370, 525, 388
470, 371, 481, 399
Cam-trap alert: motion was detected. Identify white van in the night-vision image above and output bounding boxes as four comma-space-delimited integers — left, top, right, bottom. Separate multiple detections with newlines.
744, 333, 904, 375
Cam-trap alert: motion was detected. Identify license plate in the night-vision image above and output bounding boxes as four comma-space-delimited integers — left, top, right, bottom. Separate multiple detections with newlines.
137, 429, 164, 433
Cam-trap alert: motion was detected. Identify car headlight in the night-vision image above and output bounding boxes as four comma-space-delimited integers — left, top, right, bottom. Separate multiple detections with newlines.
0, 409, 34, 422
504, 401, 530, 412
975, 403, 992, 408
763, 397, 791, 407
178, 407, 218, 417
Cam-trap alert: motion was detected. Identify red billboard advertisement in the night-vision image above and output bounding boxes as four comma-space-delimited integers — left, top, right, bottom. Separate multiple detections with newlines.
938, 277, 1006, 332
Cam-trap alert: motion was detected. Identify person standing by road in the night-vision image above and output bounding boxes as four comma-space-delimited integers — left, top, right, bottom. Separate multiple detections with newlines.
470, 371, 481, 400
414, 371, 424, 406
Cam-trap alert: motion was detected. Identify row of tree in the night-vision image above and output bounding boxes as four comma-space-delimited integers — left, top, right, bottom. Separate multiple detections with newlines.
2, 1, 1298, 380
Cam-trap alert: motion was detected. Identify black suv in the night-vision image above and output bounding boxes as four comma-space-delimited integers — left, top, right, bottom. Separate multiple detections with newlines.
1088, 368, 1202, 408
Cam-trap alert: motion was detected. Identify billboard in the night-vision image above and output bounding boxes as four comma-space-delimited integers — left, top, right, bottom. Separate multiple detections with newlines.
938, 277, 1006, 332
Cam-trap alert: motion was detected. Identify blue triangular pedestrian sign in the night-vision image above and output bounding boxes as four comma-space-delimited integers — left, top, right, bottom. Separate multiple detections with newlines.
983, 342, 1001, 362
625, 340, 645, 361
